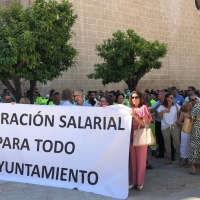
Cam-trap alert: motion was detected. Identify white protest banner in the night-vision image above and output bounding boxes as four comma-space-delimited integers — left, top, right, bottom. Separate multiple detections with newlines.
0, 104, 132, 199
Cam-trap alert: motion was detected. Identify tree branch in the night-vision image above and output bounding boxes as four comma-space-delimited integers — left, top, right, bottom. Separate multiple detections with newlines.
1, 80, 16, 94
17, 60, 25, 69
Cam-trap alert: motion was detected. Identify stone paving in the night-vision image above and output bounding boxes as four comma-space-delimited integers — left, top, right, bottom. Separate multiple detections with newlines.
0, 152, 200, 200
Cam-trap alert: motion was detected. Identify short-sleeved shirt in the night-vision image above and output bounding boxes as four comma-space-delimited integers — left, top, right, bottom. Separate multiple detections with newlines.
174, 94, 184, 107
132, 105, 152, 131
157, 104, 180, 130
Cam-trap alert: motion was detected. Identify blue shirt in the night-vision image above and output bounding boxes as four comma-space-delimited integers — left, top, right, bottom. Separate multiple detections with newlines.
152, 101, 161, 122
174, 94, 184, 107
73, 101, 92, 106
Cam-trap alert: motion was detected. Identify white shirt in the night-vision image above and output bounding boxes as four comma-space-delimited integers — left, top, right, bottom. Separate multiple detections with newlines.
157, 104, 180, 130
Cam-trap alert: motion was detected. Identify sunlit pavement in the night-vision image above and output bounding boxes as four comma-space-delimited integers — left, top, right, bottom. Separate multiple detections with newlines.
0, 150, 200, 200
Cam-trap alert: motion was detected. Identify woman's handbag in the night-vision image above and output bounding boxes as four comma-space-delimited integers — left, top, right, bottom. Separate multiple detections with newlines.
182, 116, 194, 134
133, 123, 155, 146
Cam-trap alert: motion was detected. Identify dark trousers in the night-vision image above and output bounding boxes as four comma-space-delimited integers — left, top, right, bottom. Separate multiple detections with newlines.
155, 121, 175, 157
170, 136, 175, 157
155, 121, 164, 156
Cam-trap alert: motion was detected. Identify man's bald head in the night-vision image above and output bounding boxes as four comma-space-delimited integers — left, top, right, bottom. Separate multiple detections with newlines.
73, 90, 83, 97
73, 90, 84, 105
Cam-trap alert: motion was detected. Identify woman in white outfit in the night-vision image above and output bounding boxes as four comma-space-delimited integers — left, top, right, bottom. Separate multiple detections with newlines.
177, 102, 193, 167
157, 92, 181, 165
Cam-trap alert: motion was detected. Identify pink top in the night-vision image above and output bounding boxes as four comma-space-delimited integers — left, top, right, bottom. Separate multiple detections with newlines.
132, 105, 152, 131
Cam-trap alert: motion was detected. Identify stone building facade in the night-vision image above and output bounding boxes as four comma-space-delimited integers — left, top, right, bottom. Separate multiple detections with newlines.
1, 0, 200, 95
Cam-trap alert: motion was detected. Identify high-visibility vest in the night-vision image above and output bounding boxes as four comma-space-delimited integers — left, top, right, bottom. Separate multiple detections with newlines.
34, 97, 44, 105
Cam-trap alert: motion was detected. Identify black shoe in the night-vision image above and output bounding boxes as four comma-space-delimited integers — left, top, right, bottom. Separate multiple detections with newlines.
155, 154, 164, 158
146, 164, 153, 169
171, 156, 175, 161
174, 149, 176, 153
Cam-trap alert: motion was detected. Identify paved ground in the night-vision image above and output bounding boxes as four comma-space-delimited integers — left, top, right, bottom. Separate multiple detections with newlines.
0, 151, 200, 200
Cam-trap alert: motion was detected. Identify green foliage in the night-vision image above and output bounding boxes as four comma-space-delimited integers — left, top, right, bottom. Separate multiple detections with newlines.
0, 0, 78, 83
87, 29, 167, 89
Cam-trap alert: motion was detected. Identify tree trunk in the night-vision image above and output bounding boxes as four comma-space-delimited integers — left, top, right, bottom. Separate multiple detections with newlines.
27, 79, 37, 104
125, 75, 142, 92
1, 78, 22, 103
13, 75, 22, 102
1, 78, 37, 104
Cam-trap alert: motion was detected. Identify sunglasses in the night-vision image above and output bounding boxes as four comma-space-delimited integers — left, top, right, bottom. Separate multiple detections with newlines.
131, 96, 140, 99
168, 96, 174, 99
5, 98, 11, 101
191, 98, 197, 101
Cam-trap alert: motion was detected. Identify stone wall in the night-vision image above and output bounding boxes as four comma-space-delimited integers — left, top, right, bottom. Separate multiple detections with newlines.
0, 0, 15, 8
1, 0, 200, 95
0, 0, 30, 7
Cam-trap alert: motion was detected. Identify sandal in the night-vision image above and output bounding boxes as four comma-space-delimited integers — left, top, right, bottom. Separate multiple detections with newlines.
179, 158, 184, 166
129, 185, 133, 189
137, 185, 143, 191
189, 164, 195, 174
129, 184, 136, 189
165, 160, 172, 165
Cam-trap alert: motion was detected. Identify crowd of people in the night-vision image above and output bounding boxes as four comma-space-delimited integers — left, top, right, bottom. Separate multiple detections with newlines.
0, 86, 200, 192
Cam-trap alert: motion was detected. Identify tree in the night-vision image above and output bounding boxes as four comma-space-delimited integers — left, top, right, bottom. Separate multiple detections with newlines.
0, 0, 78, 103
87, 29, 167, 90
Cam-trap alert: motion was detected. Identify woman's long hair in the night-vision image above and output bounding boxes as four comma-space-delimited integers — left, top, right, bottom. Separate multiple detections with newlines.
162, 92, 174, 108
182, 101, 191, 113
129, 90, 145, 108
